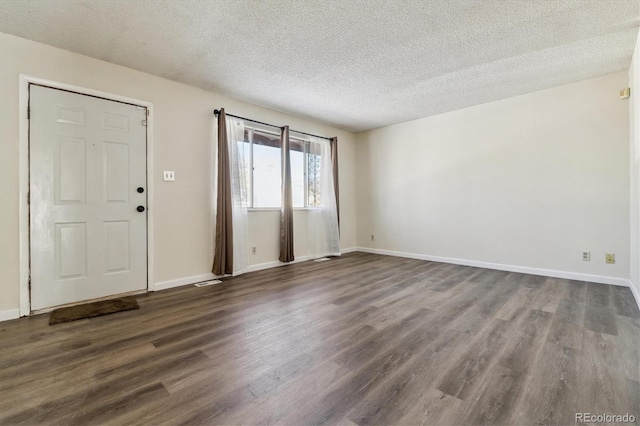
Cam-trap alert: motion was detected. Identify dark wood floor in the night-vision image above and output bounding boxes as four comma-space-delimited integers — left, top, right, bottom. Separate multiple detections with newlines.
1, 252, 639, 425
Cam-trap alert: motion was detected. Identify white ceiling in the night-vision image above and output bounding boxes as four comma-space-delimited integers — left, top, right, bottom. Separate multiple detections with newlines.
1, 0, 639, 132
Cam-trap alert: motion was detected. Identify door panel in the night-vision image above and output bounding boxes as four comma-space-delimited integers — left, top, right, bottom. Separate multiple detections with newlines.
56, 222, 87, 279
104, 221, 130, 273
55, 136, 86, 204
104, 141, 129, 203
56, 104, 86, 126
30, 85, 147, 311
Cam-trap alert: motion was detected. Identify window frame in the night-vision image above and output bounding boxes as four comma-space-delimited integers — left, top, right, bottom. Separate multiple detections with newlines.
243, 125, 318, 211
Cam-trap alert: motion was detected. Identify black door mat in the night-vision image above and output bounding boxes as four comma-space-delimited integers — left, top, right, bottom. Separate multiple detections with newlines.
49, 296, 139, 325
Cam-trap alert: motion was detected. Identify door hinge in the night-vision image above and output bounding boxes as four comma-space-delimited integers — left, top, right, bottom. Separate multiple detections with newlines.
27, 191, 30, 205
141, 120, 147, 126
27, 106, 30, 119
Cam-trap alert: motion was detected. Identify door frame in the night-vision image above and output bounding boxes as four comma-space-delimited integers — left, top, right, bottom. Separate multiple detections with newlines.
18, 75, 156, 316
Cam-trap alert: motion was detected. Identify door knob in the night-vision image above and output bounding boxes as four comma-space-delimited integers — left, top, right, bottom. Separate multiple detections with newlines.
137, 206, 145, 212
137, 187, 144, 193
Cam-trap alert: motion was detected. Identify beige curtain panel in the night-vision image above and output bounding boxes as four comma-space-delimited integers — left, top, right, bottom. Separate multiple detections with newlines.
279, 125, 295, 263
212, 108, 234, 275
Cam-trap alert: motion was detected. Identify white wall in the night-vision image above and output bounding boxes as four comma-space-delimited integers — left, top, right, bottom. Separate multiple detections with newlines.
356, 72, 630, 283
0, 31, 635, 316
630, 32, 640, 302
0, 33, 357, 313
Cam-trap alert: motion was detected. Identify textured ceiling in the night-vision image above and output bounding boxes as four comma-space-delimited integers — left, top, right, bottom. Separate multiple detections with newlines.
1, 0, 639, 132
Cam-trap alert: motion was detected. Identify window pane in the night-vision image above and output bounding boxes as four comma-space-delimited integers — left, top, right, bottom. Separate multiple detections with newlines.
307, 144, 322, 207
291, 139, 305, 208
253, 131, 281, 208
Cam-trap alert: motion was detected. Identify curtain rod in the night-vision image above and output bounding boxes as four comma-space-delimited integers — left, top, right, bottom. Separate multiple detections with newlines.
213, 109, 332, 141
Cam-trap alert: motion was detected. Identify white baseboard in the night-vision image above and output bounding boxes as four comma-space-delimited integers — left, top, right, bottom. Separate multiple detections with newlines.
154, 273, 221, 291
248, 256, 311, 272
0, 309, 20, 322
248, 247, 356, 272
629, 281, 640, 310
154, 248, 356, 292
356, 247, 632, 288
341, 247, 358, 254
4, 246, 636, 321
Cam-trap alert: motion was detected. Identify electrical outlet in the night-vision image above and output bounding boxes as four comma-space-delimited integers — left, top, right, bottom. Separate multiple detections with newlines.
252, 246, 257, 255
605, 253, 615, 264
371, 234, 375, 241
163, 171, 175, 181
582, 251, 590, 261
619, 87, 631, 99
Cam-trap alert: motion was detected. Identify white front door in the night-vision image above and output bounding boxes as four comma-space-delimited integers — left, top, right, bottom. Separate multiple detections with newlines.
29, 85, 148, 311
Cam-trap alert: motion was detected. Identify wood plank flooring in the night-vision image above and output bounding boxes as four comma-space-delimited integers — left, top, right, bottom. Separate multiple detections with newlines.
0, 252, 638, 425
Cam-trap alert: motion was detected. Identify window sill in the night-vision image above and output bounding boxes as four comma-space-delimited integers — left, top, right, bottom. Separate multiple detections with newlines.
248, 207, 317, 212
248, 208, 280, 212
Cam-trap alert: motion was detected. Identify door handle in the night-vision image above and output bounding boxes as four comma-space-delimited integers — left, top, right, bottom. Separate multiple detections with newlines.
137, 206, 145, 212
137, 187, 144, 193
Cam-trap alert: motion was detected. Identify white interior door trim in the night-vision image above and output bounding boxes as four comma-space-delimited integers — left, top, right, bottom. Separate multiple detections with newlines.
18, 75, 155, 317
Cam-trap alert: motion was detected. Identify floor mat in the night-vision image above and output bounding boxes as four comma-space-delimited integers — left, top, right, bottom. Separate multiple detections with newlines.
49, 296, 139, 325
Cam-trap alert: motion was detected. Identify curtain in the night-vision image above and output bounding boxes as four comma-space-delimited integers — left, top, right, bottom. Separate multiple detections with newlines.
212, 110, 250, 276
212, 109, 232, 275
330, 137, 340, 228
307, 136, 341, 258
279, 126, 295, 262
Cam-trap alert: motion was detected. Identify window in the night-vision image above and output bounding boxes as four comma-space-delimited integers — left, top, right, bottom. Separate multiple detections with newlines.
291, 136, 323, 208
237, 126, 322, 208
290, 139, 305, 208
251, 131, 281, 208
306, 142, 322, 207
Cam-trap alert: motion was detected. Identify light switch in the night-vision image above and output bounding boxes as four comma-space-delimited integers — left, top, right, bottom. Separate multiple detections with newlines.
163, 171, 175, 181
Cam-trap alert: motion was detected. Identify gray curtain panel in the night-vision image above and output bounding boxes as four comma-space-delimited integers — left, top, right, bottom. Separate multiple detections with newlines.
330, 137, 340, 228
212, 108, 234, 275
279, 125, 295, 262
